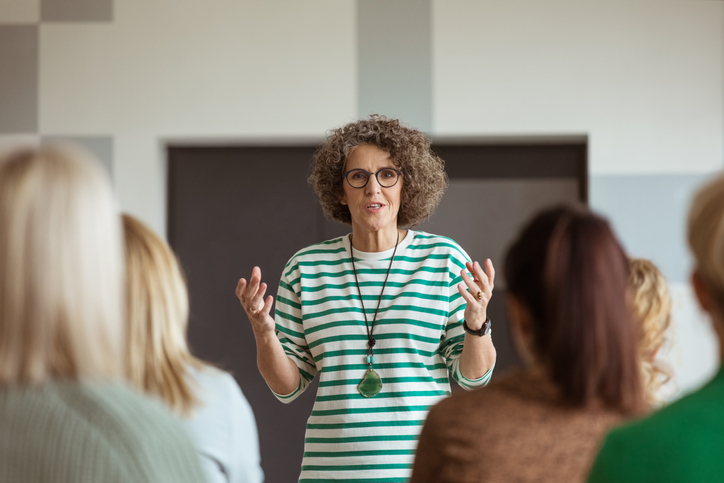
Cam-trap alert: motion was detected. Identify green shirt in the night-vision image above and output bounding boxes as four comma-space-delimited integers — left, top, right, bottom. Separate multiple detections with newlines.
0, 381, 207, 483
589, 365, 724, 483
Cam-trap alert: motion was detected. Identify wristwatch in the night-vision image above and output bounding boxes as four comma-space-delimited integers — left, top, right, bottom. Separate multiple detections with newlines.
463, 317, 491, 337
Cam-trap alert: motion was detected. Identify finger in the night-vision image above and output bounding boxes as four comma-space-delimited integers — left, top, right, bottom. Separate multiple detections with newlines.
247, 267, 262, 301
485, 259, 496, 285
252, 265, 263, 281
469, 261, 488, 288
458, 283, 476, 304
460, 268, 479, 292
250, 282, 268, 313
236, 278, 248, 300
261, 295, 274, 317
459, 276, 485, 305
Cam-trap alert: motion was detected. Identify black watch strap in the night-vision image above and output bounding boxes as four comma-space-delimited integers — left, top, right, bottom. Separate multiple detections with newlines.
463, 318, 491, 337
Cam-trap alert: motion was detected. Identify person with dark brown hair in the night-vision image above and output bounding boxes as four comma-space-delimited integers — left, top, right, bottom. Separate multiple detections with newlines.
235, 116, 496, 482
410, 204, 646, 483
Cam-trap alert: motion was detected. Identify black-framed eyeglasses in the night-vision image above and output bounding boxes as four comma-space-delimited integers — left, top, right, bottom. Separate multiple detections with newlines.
342, 168, 402, 189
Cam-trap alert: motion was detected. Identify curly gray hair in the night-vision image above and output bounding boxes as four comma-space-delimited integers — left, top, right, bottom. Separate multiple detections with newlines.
308, 115, 448, 227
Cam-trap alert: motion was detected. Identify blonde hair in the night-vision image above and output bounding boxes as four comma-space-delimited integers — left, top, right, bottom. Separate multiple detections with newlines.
0, 145, 123, 384
629, 258, 672, 405
688, 173, 724, 317
122, 213, 207, 417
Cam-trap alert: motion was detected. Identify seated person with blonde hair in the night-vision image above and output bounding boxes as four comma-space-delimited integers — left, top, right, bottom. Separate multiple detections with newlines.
629, 258, 673, 405
0, 146, 205, 483
122, 213, 263, 483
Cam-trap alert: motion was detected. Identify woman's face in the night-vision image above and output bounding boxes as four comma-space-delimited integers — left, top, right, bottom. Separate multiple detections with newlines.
340, 144, 403, 236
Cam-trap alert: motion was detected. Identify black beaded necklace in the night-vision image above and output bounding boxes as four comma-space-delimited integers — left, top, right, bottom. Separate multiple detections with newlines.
350, 231, 400, 398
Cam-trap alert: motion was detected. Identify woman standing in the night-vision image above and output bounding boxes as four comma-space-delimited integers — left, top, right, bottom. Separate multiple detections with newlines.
236, 116, 496, 482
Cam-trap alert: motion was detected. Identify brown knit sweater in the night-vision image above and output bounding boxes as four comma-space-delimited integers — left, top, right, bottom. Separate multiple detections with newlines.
410, 368, 629, 483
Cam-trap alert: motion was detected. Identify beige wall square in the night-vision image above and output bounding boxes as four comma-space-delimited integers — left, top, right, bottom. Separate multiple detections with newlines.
0, 0, 40, 23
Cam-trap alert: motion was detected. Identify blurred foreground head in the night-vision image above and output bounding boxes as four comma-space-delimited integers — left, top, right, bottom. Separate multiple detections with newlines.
504, 204, 645, 413
688, 174, 724, 321
0, 145, 123, 384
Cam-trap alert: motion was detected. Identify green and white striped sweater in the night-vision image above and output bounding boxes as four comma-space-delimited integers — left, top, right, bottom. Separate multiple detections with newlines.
273, 230, 494, 483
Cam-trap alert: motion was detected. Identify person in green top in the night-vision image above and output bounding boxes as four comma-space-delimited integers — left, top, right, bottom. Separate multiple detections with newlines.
0, 145, 206, 483
589, 173, 724, 483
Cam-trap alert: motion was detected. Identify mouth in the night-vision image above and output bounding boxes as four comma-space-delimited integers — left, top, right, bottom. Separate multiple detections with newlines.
366, 203, 385, 210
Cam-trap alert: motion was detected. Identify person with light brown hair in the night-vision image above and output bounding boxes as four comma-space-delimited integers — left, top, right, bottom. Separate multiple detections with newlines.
0, 145, 205, 483
235, 115, 496, 481
411, 204, 646, 483
628, 258, 673, 405
123, 213, 263, 483
589, 174, 724, 482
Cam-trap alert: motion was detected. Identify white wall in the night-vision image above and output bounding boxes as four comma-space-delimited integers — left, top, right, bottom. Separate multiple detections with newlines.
433, 0, 724, 174
39, 0, 357, 232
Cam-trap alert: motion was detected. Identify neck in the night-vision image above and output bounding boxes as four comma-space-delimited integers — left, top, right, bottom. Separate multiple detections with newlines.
712, 314, 724, 365
351, 226, 404, 252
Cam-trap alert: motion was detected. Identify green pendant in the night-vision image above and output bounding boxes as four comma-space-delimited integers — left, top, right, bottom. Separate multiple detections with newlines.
358, 367, 383, 397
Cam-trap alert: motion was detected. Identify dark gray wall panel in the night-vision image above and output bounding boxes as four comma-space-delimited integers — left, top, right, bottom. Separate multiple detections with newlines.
168, 146, 322, 483
0, 26, 38, 133
419, 178, 580, 287
41, 0, 112, 21
358, 0, 432, 131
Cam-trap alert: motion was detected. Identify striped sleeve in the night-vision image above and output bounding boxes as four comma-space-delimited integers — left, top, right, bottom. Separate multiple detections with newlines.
438, 240, 494, 390
272, 259, 318, 404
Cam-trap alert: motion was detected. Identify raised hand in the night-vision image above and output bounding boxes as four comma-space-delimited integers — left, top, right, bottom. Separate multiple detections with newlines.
236, 266, 275, 335
458, 259, 495, 331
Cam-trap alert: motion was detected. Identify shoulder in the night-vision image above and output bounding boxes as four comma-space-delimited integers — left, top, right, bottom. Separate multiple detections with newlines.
610, 376, 724, 446
407, 231, 471, 262
427, 370, 523, 425
282, 235, 349, 275
592, 377, 724, 481
190, 367, 250, 411
72, 382, 199, 450
0, 381, 204, 482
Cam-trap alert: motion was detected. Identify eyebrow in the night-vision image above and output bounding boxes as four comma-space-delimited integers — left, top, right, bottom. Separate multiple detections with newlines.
349, 166, 397, 171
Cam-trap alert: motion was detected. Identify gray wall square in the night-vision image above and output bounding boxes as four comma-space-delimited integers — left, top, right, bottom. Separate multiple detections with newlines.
590, 174, 714, 284
358, 0, 432, 131
0, 26, 38, 133
42, 136, 113, 178
41, 0, 112, 22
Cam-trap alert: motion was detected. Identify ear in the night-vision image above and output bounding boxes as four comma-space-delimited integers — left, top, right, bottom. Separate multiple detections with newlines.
507, 295, 536, 365
692, 269, 712, 313
507, 295, 531, 336
340, 192, 347, 206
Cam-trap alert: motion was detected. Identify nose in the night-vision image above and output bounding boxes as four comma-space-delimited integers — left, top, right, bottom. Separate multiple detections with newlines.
365, 174, 382, 193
